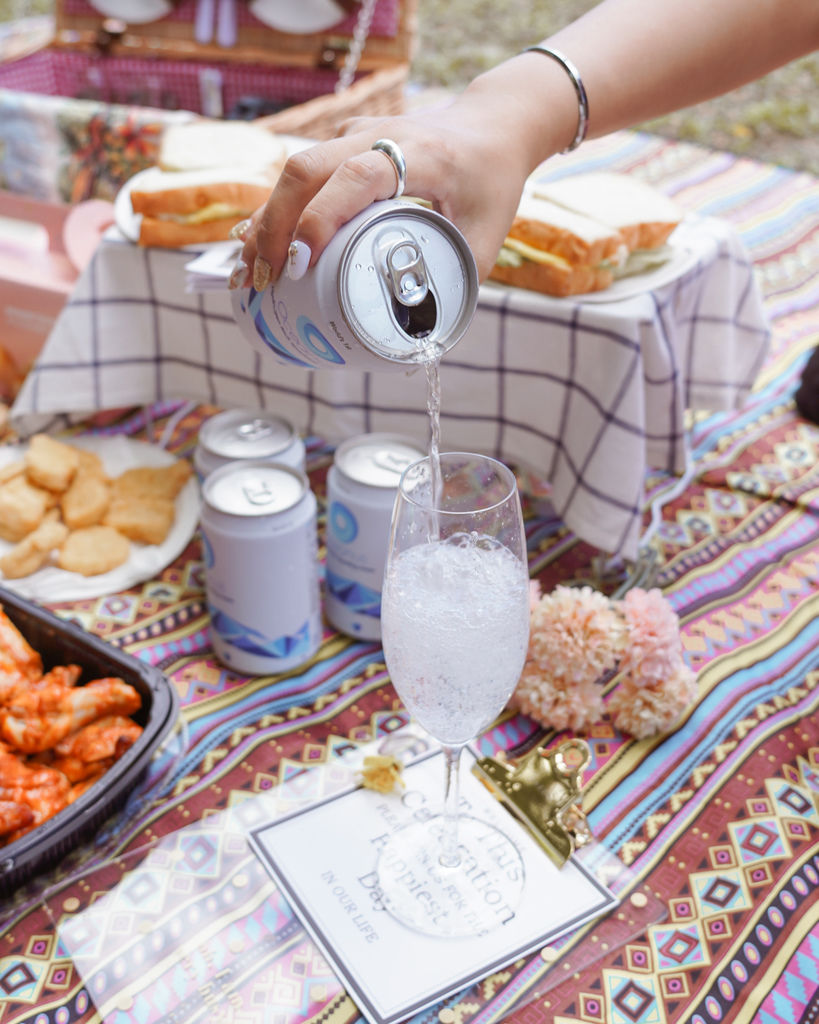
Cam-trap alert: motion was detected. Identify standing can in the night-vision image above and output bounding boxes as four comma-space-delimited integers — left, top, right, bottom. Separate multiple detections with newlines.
201, 460, 321, 675
325, 433, 425, 641
230, 199, 479, 371
194, 408, 306, 480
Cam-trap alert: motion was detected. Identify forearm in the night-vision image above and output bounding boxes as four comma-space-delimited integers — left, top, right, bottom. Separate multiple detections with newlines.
238, 0, 819, 289
554, 0, 818, 135
462, 0, 819, 170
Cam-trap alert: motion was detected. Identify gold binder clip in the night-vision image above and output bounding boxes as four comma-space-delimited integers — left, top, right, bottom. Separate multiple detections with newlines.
472, 737, 593, 868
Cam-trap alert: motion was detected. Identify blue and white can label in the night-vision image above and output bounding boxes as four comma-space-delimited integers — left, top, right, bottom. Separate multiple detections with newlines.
325, 433, 425, 641
201, 461, 321, 675
230, 200, 479, 372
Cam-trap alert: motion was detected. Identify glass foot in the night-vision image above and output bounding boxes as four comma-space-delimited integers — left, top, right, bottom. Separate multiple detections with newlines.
375, 814, 525, 938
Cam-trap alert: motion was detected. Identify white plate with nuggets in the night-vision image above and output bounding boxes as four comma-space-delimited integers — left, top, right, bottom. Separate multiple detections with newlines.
0, 435, 200, 603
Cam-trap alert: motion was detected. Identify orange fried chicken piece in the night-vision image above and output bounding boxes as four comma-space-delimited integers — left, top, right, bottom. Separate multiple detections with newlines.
68, 769, 109, 802
0, 677, 141, 754
53, 714, 142, 781
52, 754, 115, 784
0, 607, 42, 681
0, 743, 71, 838
55, 714, 142, 762
0, 653, 28, 705
0, 798, 34, 838
35, 664, 83, 689
1, 662, 81, 709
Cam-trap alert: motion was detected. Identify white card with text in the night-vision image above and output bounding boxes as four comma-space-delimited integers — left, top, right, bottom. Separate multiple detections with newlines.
250, 748, 617, 1024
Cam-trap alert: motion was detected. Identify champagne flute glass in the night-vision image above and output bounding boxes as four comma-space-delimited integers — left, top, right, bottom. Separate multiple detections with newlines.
378, 452, 531, 938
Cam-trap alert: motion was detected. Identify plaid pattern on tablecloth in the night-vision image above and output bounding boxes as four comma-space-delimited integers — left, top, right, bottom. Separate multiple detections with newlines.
10, 132, 772, 559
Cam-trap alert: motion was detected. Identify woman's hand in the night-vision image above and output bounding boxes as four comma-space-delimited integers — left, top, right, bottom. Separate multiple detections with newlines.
233, 85, 541, 290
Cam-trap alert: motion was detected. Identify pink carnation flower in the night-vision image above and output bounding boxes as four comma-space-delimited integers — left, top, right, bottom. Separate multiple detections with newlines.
509, 583, 698, 740
527, 585, 626, 688
609, 664, 698, 739
510, 585, 625, 733
514, 664, 603, 733
617, 588, 684, 687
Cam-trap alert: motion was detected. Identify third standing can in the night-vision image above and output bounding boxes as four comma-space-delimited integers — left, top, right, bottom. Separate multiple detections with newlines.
325, 433, 425, 641
194, 408, 306, 480
201, 460, 321, 675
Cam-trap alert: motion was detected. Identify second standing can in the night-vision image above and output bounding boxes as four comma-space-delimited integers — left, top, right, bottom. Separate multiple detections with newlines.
325, 433, 425, 641
201, 460, 321, 675
194, 408, 306, 480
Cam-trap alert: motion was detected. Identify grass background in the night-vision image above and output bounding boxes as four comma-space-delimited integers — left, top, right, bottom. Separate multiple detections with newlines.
411, 0, 819, 174
1, 0, 817, 174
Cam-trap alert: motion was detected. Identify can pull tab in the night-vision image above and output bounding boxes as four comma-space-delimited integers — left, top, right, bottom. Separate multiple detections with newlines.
372, 449, 414, 476
242, 481, 276, 506
237, 419, 274, 442
386, 239, 428, 307
383, 237, 438, 341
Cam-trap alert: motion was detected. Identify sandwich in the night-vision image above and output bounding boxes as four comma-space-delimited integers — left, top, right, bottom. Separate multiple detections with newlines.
490, 171, 683, 297
130, 166, 278, 248
157, 120, 288, 174
129, 120, 288, 248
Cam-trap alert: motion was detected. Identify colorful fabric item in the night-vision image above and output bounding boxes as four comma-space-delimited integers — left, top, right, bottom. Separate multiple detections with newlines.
0, 87, 193, 201
1, 129, 819, 1023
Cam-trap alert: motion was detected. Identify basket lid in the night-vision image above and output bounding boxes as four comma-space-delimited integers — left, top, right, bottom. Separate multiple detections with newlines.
52, 0, 416, 71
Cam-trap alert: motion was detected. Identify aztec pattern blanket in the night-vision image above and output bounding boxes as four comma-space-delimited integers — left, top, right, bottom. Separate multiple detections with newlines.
0, 129, 818, 1024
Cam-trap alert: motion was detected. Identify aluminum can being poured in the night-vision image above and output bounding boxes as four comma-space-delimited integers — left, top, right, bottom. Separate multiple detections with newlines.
231, 199, 479, 371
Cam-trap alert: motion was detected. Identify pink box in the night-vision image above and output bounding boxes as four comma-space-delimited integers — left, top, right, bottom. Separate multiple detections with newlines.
0, 190, 112, 376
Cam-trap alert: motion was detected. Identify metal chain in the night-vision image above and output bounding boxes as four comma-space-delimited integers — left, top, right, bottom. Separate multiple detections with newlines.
335, 0, 378, 94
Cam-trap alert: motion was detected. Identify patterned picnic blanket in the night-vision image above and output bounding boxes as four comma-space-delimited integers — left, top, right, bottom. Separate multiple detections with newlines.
1, 129, 818, 1024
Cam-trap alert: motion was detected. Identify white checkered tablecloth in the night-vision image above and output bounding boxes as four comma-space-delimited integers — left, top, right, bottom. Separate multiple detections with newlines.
10, 135, 770, 560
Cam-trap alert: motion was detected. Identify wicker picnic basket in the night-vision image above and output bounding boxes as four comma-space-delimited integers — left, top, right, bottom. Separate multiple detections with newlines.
46, 0, 418, 139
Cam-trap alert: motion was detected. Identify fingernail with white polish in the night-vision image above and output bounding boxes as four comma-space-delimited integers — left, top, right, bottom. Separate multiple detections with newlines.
286, 240, 311, 281
253, 255, 272, 292
228, 258, 248, 290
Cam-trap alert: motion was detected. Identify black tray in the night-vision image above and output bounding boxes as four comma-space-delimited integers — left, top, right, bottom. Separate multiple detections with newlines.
0, 586, 179, 898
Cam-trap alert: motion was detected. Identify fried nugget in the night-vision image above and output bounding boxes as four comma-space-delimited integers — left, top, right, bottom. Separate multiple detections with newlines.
61, 465, 111, 530
25, 434, 80, 492
0, 460, 25, 486
110, 459, 192, 502
0, 474, 57, 542
103, 496, 175, 546
58, 526, 130, 576
75, 449, 105, 476
0, 510, 69, 579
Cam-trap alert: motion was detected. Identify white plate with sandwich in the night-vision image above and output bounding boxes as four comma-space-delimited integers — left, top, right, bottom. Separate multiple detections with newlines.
490, 171, 703, 303
114, 122, 300, 249
115, 165, 279, 248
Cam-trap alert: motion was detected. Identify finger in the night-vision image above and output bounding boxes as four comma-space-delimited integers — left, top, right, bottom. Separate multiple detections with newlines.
228, 208, 264, 289
236, 138, 350, 287
280, 148, 408, 277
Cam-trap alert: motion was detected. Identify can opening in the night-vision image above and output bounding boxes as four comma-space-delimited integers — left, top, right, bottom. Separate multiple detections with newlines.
392, 288, 438, 339
384, 238, 439, 340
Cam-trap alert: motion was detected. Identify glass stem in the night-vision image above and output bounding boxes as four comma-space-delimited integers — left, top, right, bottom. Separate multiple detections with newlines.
440, 743, 464, 868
